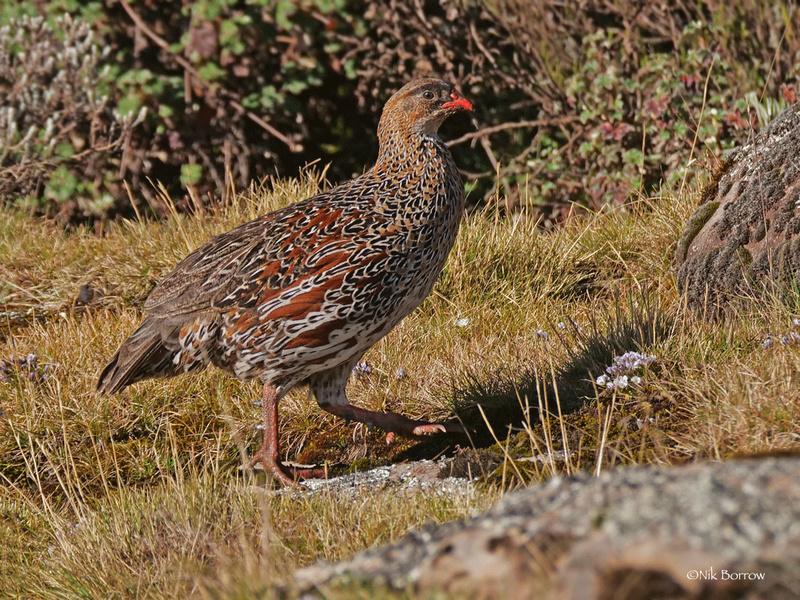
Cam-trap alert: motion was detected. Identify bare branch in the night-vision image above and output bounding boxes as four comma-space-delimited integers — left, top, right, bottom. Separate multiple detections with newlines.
447, 116, 579, 147
119, 0, 299, 151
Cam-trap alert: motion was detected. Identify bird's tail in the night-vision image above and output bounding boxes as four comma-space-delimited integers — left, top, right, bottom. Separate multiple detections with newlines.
97, 317, 184, 395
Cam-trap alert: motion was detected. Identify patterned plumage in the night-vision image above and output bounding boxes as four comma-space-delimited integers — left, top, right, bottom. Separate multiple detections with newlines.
97, 79, 473, 486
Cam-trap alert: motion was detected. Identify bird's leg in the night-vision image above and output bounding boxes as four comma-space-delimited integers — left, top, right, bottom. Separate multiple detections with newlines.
319, 402, 466, 441
249, 383, 325, 487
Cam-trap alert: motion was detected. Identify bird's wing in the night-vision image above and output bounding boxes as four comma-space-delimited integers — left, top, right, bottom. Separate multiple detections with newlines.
143, 191, 392, 320
144, 217, 271, 316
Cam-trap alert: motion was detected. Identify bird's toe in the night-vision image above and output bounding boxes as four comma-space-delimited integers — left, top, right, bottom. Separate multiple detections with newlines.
412, 423, 447, 436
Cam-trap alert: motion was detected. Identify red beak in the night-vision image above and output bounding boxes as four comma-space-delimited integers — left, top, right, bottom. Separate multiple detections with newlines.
442, 91, 473, 111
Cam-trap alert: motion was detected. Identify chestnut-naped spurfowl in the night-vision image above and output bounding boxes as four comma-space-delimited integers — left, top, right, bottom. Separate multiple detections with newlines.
97, 79, 473, 486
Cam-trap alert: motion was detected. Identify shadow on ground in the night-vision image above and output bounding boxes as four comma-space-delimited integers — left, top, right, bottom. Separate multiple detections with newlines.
398, 294, 677, 462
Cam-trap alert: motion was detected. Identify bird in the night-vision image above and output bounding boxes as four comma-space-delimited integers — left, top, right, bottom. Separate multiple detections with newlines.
97, 78, 473, 487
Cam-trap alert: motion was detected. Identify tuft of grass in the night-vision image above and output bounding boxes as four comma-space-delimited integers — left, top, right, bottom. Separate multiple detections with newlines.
1, 168, 800, 596
2, 442, 491, 598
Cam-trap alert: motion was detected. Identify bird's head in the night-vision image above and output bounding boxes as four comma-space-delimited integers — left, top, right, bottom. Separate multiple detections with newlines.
378, 79, 473, 142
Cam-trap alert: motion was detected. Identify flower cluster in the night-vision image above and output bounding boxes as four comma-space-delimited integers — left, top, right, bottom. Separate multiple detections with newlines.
761, 319, 800, 349
352, 361, 372, 377
0, 353, 60, 384
595, 351, 656, 390
352, 363, 409, 379
606, 351, 657, 374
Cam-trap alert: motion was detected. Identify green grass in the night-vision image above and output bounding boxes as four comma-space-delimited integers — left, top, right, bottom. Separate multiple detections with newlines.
1, 170, 800, 597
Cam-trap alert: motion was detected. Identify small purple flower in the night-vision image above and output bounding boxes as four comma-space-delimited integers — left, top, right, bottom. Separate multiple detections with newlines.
395, 368, 407, 380
762, 337, 774, 349
780, 332, 800, 345
535, 329, 549, 339
595, 351, 655, 390
0, 354, 59, 385
352, 361, 372, 377
606, 351, 656, 376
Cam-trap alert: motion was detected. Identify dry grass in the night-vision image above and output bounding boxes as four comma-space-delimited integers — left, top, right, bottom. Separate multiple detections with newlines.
1, 169, 800, 597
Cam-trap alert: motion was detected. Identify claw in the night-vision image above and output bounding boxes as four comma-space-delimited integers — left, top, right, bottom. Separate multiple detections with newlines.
412, 423, 447, 436
248, 451, 324, 489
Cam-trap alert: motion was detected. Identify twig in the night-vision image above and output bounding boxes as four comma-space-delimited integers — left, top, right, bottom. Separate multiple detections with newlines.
469, 21, 496, 67
479, 135, 499, 173
447, 115, 579, 147
118, 0, 298, 151
479, 135, 515, 204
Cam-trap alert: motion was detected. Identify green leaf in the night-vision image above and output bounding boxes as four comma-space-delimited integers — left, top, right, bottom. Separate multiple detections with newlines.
274, 0, 296, 30
198, 62, 226, 82
623, 148, 644, 165
180, 164, 203, 186
284, 79, 309, 94
45, 166, 79, 202
55, 142, 76, 158
117, 95, 142, 117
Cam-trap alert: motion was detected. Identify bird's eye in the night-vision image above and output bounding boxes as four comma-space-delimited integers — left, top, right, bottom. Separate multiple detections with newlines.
422, 90, 435, 100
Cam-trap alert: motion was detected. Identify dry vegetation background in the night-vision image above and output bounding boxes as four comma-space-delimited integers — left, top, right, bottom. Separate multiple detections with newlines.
2, 0, 799, 222
1, 1, 800, 598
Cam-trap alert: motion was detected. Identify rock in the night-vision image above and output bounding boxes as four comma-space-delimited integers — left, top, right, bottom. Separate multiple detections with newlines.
295, 456, 800, 599
676, 102, 800, 314
247, 457, 479, 501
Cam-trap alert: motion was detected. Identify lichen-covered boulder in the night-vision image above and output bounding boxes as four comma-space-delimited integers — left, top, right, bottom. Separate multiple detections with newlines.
676, 102, 800, 313
295, 457, 800, 599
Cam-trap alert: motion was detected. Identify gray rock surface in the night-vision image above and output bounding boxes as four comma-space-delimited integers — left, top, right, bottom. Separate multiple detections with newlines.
676, 101, 800, 313
259, 458, 477, 500
295, 456, 800, 599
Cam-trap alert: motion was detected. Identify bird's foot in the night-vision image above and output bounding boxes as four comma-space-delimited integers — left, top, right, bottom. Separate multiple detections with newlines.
413, 423, 448, 435
320, 403, 466, 442
248, 449, 325, 489
385, 422, 462, 444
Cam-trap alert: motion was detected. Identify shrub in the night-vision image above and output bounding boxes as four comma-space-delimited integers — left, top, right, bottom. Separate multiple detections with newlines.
0, 13, 143, 222
0, 1, 798, 224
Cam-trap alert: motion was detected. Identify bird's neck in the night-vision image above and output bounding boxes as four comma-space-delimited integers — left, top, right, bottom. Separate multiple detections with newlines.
372, 129, 451, 175
365, 128, 463, 230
